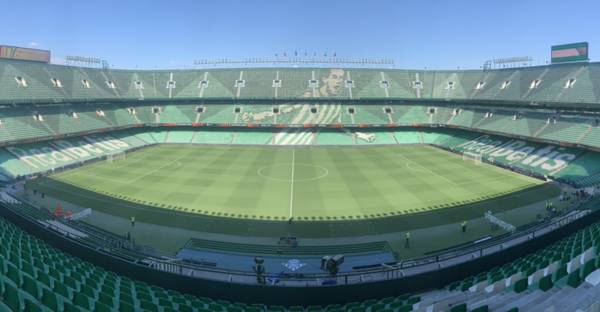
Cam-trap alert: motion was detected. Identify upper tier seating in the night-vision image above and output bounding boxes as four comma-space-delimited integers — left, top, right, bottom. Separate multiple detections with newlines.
2, 60, 600, 105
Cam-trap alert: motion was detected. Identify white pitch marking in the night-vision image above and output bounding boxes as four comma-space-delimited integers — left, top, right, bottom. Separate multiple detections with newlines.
396, 152, 457, 186
126, 152, 188, 184
289, 149, 296, 218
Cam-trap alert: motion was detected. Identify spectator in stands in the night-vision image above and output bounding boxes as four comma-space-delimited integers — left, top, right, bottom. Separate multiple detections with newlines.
253, 257, 266, 284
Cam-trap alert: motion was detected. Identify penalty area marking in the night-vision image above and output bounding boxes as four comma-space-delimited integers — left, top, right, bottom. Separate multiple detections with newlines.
66, 160, 182, 185
405, 163, 430, 173
397, 152, 457, 186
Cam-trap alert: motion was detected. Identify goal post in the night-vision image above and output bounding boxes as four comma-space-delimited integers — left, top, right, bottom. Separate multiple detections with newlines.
106, 151, 126, 163
462, 151, 482, 165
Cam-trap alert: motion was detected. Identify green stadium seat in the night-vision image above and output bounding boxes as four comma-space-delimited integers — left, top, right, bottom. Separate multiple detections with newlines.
53, 282, 71, 300
7, 263, 22, 286
325, 304, 343, 311
40, 288, 59, 311
92, 302, 112, 312
63, 301, 84, 312
178, 304, 194, 312
140, 299, 159, 312
2, 283, 22, 312
98, 291, 115, 307
23, 297, 44, 312
396, 305, 413, 312
567, 269, 582, 288
21, 275, 39, 299
471, 305, 489, 312
538, 275, 553, 291
449, 303, 467, 312
119, 293, 135, 307
118, 301, 136, 312
73, 292, 93, 310
513, 278, 528, 293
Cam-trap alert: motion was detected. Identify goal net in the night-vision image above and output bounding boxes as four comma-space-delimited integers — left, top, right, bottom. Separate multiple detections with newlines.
107, 151, 126, 163
462, 152, 482, 165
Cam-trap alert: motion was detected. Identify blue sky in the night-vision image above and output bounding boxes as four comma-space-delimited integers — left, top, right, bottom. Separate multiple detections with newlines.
2, 0, 598, 69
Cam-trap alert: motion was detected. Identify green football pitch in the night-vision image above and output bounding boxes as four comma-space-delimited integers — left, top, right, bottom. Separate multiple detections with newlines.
39, 144, 544, 221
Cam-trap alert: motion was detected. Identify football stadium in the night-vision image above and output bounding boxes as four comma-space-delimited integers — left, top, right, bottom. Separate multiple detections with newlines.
2, 2, 600, 311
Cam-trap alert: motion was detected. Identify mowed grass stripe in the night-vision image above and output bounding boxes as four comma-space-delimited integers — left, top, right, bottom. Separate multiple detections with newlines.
50, 145, 543, 220
223, 148, 281, 218
354, 148, 433, 208
322, 149, 395, 217
371, 147, 464, 206
292, 149, 326, 218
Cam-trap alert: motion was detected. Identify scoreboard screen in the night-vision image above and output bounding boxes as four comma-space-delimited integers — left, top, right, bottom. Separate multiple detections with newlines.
551, 42, 589, 64
0, 45, 51, 63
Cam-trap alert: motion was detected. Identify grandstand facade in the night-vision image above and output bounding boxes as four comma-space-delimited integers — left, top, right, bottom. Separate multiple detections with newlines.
2, 58, 600, 311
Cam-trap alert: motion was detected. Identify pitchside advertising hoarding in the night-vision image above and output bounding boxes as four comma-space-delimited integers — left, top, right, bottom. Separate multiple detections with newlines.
0, 45, 50, 63
551, 42, 589, 64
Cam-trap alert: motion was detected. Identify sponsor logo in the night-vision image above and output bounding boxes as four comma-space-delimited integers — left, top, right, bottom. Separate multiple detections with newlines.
456, 135, 577, 173
6, 135, 130, 169
282, 259, 306, 271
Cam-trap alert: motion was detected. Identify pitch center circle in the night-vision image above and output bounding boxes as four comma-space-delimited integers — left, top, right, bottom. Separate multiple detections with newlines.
257, 163, 329, 182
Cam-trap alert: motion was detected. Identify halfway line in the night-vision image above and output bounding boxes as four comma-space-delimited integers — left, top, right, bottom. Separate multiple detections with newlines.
289, 149, 295, 218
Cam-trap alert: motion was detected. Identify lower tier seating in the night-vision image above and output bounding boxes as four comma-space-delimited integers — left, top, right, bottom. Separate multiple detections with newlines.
0, 213, 423, 312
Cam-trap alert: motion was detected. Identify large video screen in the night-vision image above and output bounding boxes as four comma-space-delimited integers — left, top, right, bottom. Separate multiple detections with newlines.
551, 42, 589, 63
0, 45, 51, 63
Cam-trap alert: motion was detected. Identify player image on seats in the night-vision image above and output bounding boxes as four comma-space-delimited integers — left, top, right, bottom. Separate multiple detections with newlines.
303, 68, 345, 97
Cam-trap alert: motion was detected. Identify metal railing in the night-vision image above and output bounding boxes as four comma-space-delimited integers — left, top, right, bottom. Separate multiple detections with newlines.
2, 189, 596, 287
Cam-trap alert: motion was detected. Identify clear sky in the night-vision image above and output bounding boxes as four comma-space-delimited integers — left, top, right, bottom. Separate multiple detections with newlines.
2, 0, 598, 69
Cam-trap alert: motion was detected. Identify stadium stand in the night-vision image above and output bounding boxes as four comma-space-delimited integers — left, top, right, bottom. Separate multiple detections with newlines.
5, 100, 600, 155
394, 106, 429, 125
192, 130, 235, 144
1, 120, 600, 186
442, 202, 600, 304
5, 197, 600, 311
234, 131, 274, 145
2, 59, 600, 104
352, 105, 389, 124
239, 105, 276, 125
0, 212, 425, 312
4, 58, 600, 310
315, 130, 353, 145
165, 130, 195, 144
579, 126, 600, 148
355, 131, 397, 145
